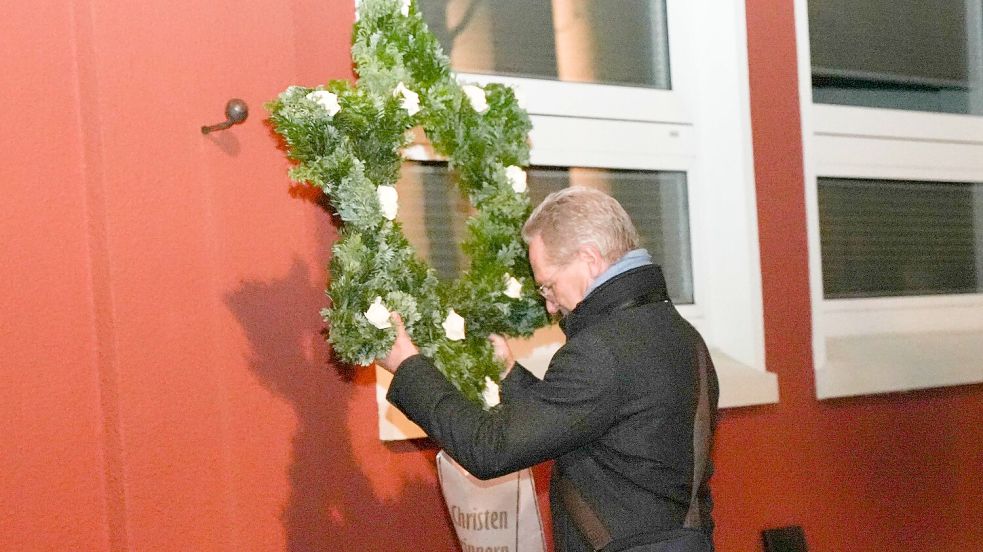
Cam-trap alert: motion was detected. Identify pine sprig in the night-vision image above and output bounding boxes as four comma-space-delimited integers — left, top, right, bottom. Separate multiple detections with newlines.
268, 0, 548, 405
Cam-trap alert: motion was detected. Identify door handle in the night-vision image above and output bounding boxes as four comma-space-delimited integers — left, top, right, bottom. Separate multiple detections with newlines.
201, 99, 249, 134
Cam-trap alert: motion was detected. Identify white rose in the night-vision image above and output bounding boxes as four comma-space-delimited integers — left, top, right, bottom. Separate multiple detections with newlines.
364, 297, 392, 329
503, 274, 523, 299
393, 82, 420, 116
505, 165, 527, 193
376, 185, 399, 220
482, 377, 501, 408
442, 309, 466, 341
306, 90, 341, 116
461, 84, 488, 113
399, 0, 411, 16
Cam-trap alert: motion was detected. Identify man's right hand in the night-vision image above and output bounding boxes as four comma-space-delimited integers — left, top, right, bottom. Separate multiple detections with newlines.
377, 313, 419, 374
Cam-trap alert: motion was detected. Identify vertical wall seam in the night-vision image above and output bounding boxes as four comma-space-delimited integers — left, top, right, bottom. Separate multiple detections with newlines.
197, 139, 243, 551
69, 0, 130, 549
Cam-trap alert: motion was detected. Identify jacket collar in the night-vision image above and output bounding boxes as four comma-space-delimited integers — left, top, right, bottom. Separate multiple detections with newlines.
560, 264, 669, 337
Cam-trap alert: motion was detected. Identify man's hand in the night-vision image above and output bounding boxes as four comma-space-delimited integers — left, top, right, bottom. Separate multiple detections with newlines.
377, 312, 419, 374
487, 334, 515, 378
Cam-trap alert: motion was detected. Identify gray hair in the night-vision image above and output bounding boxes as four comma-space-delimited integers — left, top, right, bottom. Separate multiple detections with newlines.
522, 186, 640, 264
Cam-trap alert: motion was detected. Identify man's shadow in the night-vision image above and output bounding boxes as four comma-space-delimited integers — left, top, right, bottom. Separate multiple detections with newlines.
224, 187, 458, 550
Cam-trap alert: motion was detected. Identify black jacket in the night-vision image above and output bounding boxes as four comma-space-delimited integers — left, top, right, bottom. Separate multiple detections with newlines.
388, 265, 718, 551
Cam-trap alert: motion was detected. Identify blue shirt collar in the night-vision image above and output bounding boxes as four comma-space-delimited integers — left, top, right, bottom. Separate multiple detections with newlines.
584, 248, 653, 297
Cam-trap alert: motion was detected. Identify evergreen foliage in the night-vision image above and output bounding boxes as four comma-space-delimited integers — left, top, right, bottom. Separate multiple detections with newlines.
268, 0, 549, 404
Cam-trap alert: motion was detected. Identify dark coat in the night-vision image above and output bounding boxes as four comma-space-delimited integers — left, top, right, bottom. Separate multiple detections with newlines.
387, 265, 718, 551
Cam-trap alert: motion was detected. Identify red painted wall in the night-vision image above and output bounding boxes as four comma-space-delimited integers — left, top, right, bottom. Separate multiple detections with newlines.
2, 1, 458, 550
1, 1, 979, 551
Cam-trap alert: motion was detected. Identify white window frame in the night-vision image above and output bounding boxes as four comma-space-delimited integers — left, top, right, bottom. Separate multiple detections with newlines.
794, 0, 983, 400
378, 0, 777, 440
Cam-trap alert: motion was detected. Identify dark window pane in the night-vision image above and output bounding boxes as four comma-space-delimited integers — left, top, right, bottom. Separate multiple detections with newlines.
527, 167, 692, 303
395, 162, 470, 280
417, 0, 671, 89
819, 177, 983, 298
809, 0, 983, 115
396, 163, 693, 303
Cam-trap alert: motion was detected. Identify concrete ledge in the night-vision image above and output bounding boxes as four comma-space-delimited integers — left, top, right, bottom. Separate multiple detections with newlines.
711, 348, 780, 408
817, 331, 983, 399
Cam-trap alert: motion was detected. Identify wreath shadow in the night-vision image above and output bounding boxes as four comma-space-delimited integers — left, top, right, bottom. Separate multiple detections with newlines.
224, 167, 459, 549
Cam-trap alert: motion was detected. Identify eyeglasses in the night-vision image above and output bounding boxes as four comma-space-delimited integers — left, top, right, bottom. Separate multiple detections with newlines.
536, 259, 575, 299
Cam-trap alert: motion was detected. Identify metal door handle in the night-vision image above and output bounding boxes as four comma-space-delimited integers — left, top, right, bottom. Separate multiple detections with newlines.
201, 99, 248, 134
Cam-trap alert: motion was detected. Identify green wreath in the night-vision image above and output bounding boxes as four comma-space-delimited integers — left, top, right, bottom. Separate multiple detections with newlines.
268, 0, 549, 405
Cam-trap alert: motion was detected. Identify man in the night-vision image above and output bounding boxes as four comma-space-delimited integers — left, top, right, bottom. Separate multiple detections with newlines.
380, 187, 718, 551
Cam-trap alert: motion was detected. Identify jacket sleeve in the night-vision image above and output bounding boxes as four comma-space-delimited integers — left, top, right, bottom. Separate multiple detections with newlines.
386, 332, 621, 479
499, 362, 539, 402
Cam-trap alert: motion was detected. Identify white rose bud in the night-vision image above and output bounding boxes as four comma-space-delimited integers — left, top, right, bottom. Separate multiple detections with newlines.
442, 309, 466, 341
461, 84, 488, 113
482, 377, 501, 408
399, 0, 411, 16
393, 82, 420, 116
503, 274, 523, 299
505, 165, 527, 194
376, 185, 399, 220
306, 90, 341, 116
364, 297, 393, 329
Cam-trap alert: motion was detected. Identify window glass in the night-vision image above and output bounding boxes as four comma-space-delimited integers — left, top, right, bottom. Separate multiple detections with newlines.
396, 163, 694, 303
809, 0, 983, 114
417, 0, 671, 89
819, 177, 983, 298
393, 162, 471, 281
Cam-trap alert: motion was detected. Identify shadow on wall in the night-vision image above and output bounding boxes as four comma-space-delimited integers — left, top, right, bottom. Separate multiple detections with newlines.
224, 199, 457, 550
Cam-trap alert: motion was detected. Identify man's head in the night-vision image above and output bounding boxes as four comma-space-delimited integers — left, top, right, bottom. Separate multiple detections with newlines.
522, 186, 640, 315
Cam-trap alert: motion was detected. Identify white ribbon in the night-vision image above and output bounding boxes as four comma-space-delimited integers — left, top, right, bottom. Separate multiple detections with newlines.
436, 451, 547, 552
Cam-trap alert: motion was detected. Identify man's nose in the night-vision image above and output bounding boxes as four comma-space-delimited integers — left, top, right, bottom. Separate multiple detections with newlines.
545, 299, 559, 315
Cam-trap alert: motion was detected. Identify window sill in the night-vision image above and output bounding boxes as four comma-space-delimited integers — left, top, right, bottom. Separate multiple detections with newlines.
816, 331, 983, 399
710, 348, 780, 408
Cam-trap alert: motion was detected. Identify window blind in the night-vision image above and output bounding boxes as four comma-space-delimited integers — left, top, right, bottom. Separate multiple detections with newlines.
395, 163, 694, 303
809, 0, 983, 114
417, 0, 671, 89
819, 177, 983, 298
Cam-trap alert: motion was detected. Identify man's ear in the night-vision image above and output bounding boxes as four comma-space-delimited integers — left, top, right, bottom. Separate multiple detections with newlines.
579, 244, 608, 278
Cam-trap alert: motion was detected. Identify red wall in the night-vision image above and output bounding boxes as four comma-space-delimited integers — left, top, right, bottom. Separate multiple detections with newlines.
1, 1, 979, 551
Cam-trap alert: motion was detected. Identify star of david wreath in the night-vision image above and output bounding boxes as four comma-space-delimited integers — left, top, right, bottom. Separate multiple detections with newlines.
268, 0, 549, 406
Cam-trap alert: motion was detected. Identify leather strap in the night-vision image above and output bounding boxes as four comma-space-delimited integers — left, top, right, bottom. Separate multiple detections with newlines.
558, 292, 712, 551
684, 342, 712, 530
615, 288, 669, 311
556, 477, 613, 550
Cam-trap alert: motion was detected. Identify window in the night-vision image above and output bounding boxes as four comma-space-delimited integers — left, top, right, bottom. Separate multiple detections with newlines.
809, 0, 983, 115
819, 177, 983, 299
397, 163, 694, 302
417, 0, 671, 89
378, 0, 775, 440
796, 0, 983, 399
